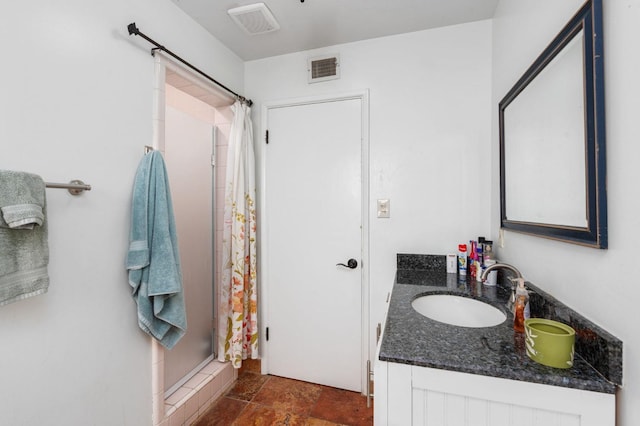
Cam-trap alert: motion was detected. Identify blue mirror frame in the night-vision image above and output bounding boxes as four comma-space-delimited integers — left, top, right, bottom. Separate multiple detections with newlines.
499, 0, 607, 248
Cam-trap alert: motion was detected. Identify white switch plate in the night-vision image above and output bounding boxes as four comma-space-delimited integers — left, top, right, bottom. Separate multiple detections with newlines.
377, 199, 390, 218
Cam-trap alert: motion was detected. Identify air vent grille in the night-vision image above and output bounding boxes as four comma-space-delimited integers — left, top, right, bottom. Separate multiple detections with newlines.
308, 55, 340, 83
311, 58, 337, 79
228, 3, 280, 35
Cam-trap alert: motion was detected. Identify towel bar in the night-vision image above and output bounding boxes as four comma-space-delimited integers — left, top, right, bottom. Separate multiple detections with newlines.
45, 180, 91, 195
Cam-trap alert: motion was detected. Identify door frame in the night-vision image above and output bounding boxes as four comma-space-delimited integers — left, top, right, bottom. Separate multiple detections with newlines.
259, 90, 370, 393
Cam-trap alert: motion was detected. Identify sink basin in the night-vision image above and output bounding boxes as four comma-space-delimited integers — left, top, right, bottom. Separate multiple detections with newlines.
411, 294, 506, 328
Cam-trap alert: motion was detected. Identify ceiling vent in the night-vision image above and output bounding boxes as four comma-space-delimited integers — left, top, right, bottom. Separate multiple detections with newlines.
308, 54, 340, 83
228, 3, 280, 35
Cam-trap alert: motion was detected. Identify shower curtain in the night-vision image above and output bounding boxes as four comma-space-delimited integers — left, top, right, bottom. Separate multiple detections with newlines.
218, 100, 258, 368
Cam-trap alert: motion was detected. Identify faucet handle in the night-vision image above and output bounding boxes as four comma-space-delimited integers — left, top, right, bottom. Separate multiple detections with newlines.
509, 276, 527, 288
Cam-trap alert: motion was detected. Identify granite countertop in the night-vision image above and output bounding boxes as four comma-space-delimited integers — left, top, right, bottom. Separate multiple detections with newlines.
378, 255, 621, 394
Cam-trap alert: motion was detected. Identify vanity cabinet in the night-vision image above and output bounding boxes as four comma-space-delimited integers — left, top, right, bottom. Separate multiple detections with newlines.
376, 255, 622, 426
374, 359, 615, 426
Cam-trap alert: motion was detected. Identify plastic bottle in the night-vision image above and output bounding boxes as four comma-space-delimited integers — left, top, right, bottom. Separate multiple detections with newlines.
513, 278, 530, 333
483, 240, 493, 262
476, 244, 483, 282
477, 237, 485, 265
457, 244, 468, 275
469, 241, 477, 279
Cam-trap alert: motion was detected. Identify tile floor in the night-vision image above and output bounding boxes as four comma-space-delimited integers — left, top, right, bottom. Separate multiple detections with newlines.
193, 359, 373, 426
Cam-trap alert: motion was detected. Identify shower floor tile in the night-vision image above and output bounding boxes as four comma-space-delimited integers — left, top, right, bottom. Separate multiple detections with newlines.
193, 360, 373, 426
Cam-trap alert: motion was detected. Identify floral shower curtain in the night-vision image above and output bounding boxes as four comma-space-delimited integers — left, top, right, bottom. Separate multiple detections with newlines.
218, 100, 258, 368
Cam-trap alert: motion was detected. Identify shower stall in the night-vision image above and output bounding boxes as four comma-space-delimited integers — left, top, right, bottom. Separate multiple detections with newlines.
138, 40, 241, 423
164, 90, 216, 397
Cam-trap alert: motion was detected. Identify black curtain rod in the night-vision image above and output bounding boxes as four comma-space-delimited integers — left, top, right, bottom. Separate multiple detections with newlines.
127, 22, 253, 107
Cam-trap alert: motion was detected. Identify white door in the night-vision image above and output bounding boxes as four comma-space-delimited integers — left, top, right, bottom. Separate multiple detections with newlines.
265, 97, 365, 392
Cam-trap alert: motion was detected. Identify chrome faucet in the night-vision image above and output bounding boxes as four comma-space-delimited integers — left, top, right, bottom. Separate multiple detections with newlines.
480, 263, 523, 313
480, 262, 523, 282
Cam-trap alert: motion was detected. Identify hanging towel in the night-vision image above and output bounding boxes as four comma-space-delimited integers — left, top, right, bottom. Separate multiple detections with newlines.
0, 170, 49, 306
126, 151, 186, 349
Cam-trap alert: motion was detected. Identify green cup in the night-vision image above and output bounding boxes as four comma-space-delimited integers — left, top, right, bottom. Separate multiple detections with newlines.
524, 318, 575, 369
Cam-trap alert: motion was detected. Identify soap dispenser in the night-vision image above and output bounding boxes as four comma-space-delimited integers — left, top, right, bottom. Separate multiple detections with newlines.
513, 278, 530, 333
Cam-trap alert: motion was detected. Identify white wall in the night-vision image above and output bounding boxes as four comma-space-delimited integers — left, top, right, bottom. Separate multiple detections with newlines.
492, 1, 640, 425
245, 21, 493, 359
6, 0, 632, 422
0, 2, 243, 425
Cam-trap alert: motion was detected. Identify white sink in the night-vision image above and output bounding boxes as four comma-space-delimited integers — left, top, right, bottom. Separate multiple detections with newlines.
411, 294, 506, 328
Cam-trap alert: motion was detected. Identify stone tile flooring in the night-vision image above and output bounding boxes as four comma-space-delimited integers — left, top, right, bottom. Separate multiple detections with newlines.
193, 360, 373, 426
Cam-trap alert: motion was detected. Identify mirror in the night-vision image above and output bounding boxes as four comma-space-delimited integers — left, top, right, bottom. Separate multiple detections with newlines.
499, 0, 607, 248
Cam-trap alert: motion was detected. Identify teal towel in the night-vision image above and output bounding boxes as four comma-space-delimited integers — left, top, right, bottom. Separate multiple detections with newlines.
126, 151, 186, 349
0, 170, 49, 306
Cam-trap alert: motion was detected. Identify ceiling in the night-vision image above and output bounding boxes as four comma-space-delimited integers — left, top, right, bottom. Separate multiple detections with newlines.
171, 0, 499, 61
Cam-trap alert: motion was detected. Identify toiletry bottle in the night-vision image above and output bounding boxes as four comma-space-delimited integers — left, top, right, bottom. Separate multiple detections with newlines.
458, 244, 467, 275
446, 254, 457, 273
469, 241, 477, 278
477, 237, 485, 265
476, 242, 484, 281
483, 240, 493, 262
513, 278, 529, 333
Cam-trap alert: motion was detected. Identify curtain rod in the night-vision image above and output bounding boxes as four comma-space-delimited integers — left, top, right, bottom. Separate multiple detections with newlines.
127, 22, 253, 107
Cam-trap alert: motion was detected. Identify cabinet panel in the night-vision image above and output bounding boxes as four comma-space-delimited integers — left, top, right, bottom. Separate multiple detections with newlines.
511, 406, 535, 426
387, 362, 412, 425
374, 361, 614, 426
487, 402, 510, 425
444, 393, 469, 425
410, 366, 611, 426
411, 387, 582, 426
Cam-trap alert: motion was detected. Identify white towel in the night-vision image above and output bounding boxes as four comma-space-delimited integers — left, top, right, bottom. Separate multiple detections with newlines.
0, 170, 50, 306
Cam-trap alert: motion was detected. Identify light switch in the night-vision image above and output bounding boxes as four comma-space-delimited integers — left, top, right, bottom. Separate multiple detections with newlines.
377, 199, 390, 218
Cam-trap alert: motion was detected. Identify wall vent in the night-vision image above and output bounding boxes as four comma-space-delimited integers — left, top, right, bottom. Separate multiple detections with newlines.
228, 3, 280, 35
308, 54, 340, 83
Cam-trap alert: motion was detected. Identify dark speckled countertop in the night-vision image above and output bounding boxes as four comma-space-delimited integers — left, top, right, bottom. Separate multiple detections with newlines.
378, 254, 622, 394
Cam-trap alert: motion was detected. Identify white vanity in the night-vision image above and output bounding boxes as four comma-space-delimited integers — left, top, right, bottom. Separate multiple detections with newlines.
375, 351, 615, 426
374, 255, 621, 426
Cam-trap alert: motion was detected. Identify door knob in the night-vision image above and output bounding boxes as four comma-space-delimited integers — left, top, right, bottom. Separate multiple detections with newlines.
336, 258, 358, 269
